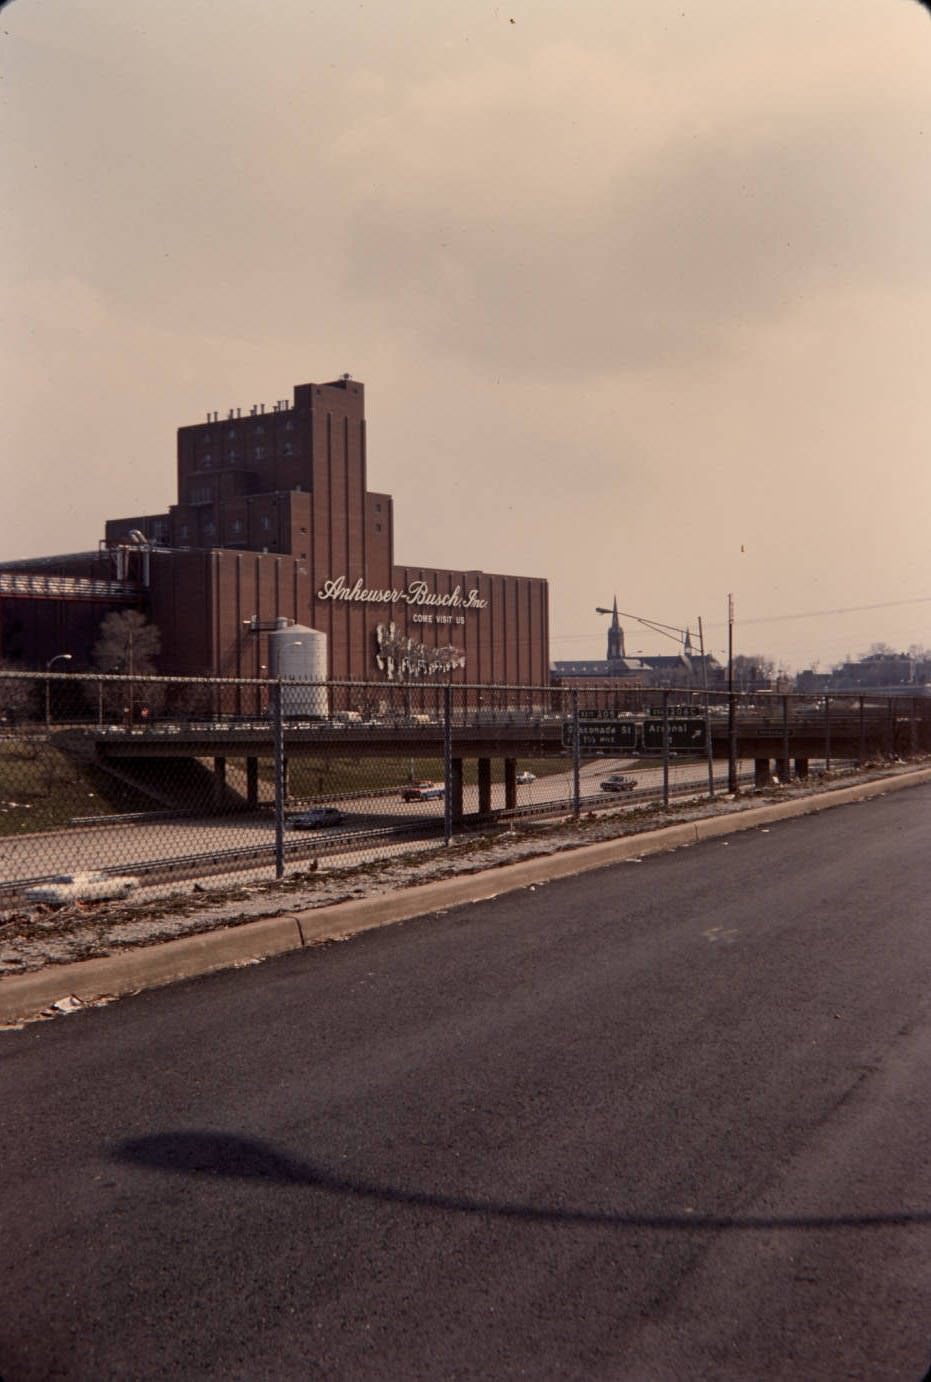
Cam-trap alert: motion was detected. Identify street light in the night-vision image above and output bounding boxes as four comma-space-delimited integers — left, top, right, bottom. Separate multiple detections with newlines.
595, 603, 719, 798
45, 653, 72, 730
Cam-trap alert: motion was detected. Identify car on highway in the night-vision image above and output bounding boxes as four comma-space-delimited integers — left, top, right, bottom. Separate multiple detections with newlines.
287, 807, 345, 829
516, 770, 536, 784
600, 774, 637, 793
401, 781, 445, 801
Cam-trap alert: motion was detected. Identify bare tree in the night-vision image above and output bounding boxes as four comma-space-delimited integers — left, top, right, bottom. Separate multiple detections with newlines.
92, 611, 163, 720
0, 662, 37, 726
731, 655, 776, 692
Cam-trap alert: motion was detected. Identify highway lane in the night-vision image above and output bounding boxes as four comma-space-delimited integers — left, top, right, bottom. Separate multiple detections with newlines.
2, 782, 929, 1378
0, 757, 746, 893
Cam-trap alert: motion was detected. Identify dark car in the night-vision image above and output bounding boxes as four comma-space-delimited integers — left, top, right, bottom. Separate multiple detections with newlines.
401, 781, 445, 802
287, 807, 345, 829
600, 775, 637, 793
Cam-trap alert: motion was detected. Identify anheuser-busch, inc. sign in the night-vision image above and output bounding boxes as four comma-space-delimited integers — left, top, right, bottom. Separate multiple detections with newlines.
316, 575, 487, 610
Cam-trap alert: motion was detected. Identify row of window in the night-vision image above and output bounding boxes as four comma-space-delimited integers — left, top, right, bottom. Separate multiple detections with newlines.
199, 418, 296, 444
195, 441, 297, 468
182, 510, 277, 531
176, 518, 276, 542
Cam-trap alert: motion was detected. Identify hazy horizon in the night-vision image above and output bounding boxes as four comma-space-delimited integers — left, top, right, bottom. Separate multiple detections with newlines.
4, 0, 931, 673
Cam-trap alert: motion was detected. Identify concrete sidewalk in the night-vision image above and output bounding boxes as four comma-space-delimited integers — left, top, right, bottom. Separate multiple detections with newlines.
3, 766, 930, 1026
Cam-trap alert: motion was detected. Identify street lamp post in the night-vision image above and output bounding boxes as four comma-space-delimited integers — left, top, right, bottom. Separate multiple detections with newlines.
727, 594, 738, 793
45, 653, 72, 730
595, 603, 717, 798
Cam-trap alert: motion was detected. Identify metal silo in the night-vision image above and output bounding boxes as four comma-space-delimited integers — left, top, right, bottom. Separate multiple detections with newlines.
268, 621, 328, 718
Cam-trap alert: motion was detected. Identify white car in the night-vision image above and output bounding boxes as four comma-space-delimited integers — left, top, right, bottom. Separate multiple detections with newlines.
516, 770, 536, 784
26, 871, 138, 904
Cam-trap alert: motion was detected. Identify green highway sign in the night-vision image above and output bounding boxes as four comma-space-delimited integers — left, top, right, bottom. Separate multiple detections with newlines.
562, 719, 638, 750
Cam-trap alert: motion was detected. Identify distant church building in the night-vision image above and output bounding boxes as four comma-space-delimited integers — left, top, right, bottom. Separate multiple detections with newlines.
551, 597, 721, 690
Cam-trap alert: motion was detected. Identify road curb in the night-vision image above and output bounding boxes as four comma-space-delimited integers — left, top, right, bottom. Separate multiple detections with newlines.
3, 767, 930, 1025
0, 915, 303, 1026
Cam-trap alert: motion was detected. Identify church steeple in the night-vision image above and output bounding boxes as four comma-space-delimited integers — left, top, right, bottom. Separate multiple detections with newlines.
606, 595, 625, 661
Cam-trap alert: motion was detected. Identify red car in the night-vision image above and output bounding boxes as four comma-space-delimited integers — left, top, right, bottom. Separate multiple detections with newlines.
401, 781, 445, 802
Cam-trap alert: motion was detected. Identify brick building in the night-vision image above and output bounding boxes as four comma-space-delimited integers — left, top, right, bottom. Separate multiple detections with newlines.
0, 377, 549, 691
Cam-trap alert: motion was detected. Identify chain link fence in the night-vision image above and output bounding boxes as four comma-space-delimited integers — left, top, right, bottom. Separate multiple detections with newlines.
1, 670, 928, 908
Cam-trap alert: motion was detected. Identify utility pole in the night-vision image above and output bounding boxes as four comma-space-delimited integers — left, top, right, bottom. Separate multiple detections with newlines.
698, 617, 714, 799
727, 594, 738, 793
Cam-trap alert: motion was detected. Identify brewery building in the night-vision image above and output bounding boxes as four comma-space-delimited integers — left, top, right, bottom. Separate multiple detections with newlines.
0, 377, 550, 690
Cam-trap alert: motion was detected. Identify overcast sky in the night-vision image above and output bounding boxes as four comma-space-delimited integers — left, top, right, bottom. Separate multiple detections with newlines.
3, 0, 931, 671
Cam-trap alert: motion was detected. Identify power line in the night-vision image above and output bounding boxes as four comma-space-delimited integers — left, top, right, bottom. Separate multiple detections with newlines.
553, 593, 931, 643
728, 595, 931, 627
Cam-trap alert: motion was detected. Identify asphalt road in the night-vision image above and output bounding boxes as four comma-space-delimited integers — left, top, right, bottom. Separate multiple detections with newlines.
2, 784, 930, 1379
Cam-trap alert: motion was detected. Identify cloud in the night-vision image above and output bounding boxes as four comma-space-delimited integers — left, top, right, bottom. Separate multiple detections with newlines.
317, 36, 931, 377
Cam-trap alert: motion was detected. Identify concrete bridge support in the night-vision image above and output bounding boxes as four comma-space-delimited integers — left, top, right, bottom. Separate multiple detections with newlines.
478, 758, 492, 816
504, 757, 517, 810
754, 758, 771, 789
451, 758, 465, 826
246, 757, 259, 809
213, 756, 226, 808
774, 758, 791, 784
795, 758, 810, 779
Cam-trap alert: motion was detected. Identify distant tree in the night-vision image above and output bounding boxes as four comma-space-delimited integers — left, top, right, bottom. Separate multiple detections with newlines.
92, 610, 161, 675
91, 611, 162, 719
0, 661, 36, 726
731, 654, 775, 691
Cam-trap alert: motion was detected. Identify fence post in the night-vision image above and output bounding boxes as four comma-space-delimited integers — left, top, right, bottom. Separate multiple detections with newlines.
824, 694, 832, 772
782, 694, 790, 783
859, 695, 865, 764
662, 690, 670, 808
571, 689, 581, 817
911, 697, 918, 759
704, 693, 715, 801
727, 691, 738, 794
443, 683, 453, 847
272, 679, 285, 879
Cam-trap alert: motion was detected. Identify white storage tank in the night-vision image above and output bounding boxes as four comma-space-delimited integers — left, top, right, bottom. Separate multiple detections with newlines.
268, 621, 328, 718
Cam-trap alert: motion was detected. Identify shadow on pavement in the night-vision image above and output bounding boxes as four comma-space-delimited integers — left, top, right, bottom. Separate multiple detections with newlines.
114, 1130, 931, 1233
